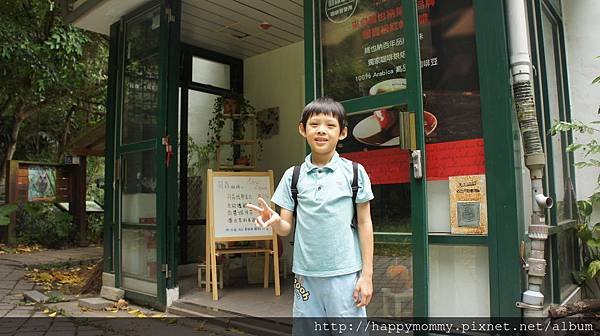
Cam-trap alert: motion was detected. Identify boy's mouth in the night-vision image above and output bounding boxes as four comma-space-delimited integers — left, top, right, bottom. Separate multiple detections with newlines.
315, 137, 328, 144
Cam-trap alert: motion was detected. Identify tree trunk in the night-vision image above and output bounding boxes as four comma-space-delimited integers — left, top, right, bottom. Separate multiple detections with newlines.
0, 109, 26, 183
57, 105, 76, 162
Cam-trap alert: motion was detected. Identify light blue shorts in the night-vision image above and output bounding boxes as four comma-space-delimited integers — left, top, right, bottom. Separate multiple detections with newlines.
292, 272, 367, 335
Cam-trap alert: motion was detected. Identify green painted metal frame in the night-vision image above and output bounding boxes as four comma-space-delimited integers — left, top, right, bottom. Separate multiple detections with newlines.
475, 0, 523, 317
105, 0, 180, 309
165, 0, 181, 291
103, 22, 120, 273
305, 0, 427, 316
533, 0, 580, 304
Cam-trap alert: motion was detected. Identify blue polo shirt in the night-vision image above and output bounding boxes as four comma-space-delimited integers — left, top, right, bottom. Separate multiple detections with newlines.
271, 152, 374, 277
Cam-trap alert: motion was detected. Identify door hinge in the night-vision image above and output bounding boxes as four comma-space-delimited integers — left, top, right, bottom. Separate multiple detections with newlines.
162, 264, 171, 278
165, 8, 175, 23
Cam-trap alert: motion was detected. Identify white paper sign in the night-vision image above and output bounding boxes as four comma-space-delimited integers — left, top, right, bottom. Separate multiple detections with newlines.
211, 175, 272, 238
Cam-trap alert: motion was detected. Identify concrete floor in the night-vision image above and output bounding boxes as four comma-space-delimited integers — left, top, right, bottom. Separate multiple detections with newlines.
177, 275, 294, 317
176, 255, 414, 318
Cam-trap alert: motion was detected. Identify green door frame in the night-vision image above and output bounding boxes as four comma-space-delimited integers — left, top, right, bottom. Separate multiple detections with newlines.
305, 0, 524, 318
104, 0, 180, 309
304, 0, 428, 316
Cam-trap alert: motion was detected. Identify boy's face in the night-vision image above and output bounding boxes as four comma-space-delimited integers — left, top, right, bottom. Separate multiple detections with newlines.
299, 112, 347, 156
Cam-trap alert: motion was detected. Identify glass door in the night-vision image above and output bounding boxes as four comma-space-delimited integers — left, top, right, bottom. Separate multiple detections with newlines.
307, 0, 427, 317
114, 0, 179, 307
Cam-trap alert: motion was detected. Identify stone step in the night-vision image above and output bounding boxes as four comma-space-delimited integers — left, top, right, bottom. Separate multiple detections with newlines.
168, 300, 292, 336
78, 297, 113, 311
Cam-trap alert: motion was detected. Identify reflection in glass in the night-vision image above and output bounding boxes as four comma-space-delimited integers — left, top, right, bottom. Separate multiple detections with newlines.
371, 184, 411, 233
122, 150, 156, 225
122, 229, 157, 284
122, 8, 160, 145
541, 9, 572, 222
368, 242, 413, 317
558, 230, 577, 300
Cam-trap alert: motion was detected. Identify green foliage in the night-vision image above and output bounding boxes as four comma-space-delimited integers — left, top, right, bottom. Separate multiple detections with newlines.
550, 68, 600, 290
0, 0, 107, 165
0, 204, 17, 226
86, 213, 103, 243
187, 93, 256, 175
16, 202, 74, 248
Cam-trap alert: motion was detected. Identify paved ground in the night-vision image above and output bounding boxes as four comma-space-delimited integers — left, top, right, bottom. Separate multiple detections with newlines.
0, 247, 250, 336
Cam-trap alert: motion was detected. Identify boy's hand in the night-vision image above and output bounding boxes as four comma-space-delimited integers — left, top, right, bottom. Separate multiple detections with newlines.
353, 275, 373, 307
245, 197, 280, 228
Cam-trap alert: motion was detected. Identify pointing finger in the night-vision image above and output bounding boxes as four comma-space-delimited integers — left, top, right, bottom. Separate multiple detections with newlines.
258, 197, 271, 210
245, 203, 263, 213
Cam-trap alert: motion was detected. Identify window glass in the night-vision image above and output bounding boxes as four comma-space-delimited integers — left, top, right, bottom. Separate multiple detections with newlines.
541, 8, 573, 222
122, 8, 160, 145
558, 229, 577, 301
429, 245, 490, 316
192, 57, 231, 89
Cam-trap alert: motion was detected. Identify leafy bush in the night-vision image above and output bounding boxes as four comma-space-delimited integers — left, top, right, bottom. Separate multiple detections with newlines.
550, 115, 599, 294
16, 203, 74, 248
86, 213, 103, 243
0, 204, 17, 226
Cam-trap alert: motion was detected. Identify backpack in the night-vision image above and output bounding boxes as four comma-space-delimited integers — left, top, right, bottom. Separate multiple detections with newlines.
290, 161, 359, 242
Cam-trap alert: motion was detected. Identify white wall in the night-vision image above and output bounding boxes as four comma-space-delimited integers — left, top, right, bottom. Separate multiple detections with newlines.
244, 41, 306, 182
244, 41, 306, 267
563, 0, 600, 224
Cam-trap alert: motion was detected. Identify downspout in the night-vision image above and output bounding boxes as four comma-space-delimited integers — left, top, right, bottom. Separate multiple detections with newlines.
505, 0, 553, 318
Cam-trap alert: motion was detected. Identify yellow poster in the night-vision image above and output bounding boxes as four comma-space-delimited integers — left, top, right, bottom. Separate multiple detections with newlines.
449, 174, 487, 235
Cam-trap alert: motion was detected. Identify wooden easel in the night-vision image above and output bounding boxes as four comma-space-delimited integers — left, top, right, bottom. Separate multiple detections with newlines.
205, 170, 281, 301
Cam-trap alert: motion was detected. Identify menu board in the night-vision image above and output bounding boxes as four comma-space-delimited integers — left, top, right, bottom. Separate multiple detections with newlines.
330, 0, 487, 184
209, 173, 273, 239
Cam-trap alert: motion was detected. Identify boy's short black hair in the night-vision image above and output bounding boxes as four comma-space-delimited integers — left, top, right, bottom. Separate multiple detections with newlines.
300, 97, 347, 131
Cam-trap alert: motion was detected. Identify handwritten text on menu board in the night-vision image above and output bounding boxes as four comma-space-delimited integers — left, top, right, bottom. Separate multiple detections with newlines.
211, 176, 272, 238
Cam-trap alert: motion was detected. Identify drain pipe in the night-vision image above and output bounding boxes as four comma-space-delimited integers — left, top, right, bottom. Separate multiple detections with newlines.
505, 0, 553, 318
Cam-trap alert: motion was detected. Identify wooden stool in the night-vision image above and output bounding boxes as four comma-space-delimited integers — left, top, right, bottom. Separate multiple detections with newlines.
197, 263, 226, 289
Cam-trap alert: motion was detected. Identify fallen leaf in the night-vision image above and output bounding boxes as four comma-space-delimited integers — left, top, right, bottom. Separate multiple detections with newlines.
48, 312, 57, 317
128, 309, 140, 314
43, 309, 50, 314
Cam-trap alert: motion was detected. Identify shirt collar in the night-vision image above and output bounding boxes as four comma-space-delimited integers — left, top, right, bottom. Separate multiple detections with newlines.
303, 152, 341, 173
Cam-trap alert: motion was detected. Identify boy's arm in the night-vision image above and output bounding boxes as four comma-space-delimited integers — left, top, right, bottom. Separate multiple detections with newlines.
354, 201, 374, 307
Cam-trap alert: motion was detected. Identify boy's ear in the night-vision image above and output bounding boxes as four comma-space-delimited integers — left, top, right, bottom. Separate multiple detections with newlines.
298, 123, 307, 138
339, 126, 348, 140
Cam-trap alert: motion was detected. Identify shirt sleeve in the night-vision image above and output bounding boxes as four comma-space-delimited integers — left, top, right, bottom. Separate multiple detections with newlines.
271, 166, 295, 211
355, 163, 374, 203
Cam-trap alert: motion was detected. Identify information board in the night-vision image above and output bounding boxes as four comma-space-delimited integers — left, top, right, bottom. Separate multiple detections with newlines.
205, 170, 280, 300
210, 174, 273, 239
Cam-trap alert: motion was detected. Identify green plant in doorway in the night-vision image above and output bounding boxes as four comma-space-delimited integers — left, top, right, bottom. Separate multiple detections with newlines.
549, 109, 600, 294
190, 93, 257, 170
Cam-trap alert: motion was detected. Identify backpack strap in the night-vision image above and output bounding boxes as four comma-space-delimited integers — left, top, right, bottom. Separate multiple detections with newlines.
351, 161, 359, 230
290, 165, 301, 245
291, 165, 301, 217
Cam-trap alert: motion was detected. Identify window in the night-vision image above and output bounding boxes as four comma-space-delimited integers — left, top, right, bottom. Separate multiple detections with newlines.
530, 0, 578, 303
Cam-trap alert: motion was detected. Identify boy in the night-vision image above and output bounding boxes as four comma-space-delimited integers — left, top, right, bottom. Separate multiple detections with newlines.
246, 97, 374, 326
